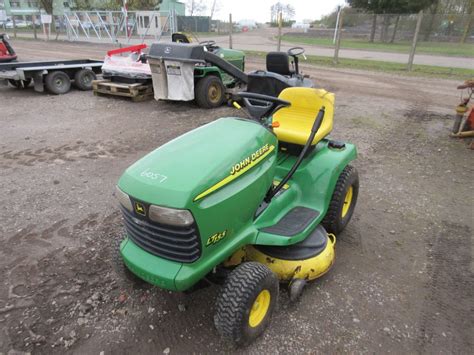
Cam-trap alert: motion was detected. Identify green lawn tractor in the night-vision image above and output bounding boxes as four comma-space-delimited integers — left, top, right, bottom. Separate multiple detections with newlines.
147, 36, 247, 108
115, 86, 359, 345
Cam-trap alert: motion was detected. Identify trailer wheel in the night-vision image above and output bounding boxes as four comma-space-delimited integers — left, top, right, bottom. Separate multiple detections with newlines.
8, 79, 31, 89
195, 75, 225, 108
74, 69, 96, 91
45, 71, 71, 95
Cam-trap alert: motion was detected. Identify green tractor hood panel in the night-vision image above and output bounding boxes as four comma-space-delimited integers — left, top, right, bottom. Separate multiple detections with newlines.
118, 117, 277, 207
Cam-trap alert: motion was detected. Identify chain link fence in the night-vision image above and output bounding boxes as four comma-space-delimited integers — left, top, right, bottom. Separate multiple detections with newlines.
287, 12, 473, 44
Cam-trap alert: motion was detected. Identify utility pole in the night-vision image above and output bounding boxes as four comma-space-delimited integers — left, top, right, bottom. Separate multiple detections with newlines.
123, 0, 129, 38
407, 10, 423, 71
229, 13, 233, 49
12, 16, 16, 38
277, 11, 282, 51
333, 8, 344, 64
333, 6, 341, 44
32, 13, 37, 39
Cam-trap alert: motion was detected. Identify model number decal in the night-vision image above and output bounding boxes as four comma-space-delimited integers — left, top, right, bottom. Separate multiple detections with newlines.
140, 168, 167, 183
206, 230, 227, 247
230, 144, 270, 175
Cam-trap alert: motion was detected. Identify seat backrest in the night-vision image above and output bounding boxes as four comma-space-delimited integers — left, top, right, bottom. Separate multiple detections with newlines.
247, 71, 291, 97
266, 52, 291, 76
273, 87, 334, 146
172, 32, 191, 43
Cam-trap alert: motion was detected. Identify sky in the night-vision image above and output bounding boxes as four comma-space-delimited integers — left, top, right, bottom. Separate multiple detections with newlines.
207, 0, 347, 23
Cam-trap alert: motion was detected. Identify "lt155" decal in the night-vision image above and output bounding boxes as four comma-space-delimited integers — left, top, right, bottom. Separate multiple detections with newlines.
206, 230, 227, 247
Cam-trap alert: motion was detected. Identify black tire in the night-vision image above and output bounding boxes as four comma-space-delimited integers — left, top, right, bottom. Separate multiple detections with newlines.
195, 75, 226, 108
45, 71, 71, 95
214, 262, 279, 346
112, 237, 147, 287
74, 69, 96, 91
322, 165, 359, 235
8, 78, 31, 89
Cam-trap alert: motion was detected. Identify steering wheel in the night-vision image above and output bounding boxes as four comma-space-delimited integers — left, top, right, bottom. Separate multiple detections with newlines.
199, 40, 216, 47
237, 92, 290, 120
287, 47, 305, 57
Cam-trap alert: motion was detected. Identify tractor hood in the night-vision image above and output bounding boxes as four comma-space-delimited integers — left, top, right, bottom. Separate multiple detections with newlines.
118, 117, 277, 208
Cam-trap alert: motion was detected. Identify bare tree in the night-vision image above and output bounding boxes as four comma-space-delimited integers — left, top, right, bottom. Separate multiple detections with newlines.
369, 13, 377, 42
209, 0, 220, 20
270, 2, 295, 23
270, 4, 276, 23
283, 4, 295, 21
390, 15, 401, 42
187, 0, 207, 16
39, 0, 53, 14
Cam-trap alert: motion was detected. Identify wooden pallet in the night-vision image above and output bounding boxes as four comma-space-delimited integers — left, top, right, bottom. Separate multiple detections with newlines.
92, 79, 153, 102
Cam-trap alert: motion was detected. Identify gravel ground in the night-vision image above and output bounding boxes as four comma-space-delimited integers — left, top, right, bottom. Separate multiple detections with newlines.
0, 40, 472, 354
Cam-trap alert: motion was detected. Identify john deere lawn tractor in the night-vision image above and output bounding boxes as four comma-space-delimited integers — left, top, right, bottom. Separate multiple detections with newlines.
148, 35, 247, 108
115, 86, 359, 344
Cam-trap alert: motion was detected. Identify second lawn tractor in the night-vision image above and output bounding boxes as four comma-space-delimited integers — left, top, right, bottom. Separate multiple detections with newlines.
115, 85, 359, 345
148, 38, 247, 108
148, 34, 315, 109
0, 34, 17, 63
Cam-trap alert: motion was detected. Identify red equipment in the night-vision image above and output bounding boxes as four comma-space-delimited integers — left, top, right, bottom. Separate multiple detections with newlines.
106, 44, 147, 57
0, 34, 17, 63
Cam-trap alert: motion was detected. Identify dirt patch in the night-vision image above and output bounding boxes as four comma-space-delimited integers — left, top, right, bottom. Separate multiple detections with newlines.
404, 106, 453, 122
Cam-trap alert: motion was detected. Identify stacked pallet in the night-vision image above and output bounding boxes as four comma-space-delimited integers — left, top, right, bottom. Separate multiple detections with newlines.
92, 79, 153, 102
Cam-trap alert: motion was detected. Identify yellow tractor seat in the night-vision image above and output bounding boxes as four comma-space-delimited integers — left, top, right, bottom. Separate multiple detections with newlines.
273, 87, 335, 146
171, 32, 192, 43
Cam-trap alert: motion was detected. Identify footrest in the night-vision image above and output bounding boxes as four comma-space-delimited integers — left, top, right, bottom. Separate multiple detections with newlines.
256, 224, 328, 260
261, 207, 319, 237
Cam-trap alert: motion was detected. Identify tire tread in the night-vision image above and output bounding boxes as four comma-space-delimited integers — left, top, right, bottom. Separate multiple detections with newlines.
322, 164, 359, 234
214, 262, 277, 344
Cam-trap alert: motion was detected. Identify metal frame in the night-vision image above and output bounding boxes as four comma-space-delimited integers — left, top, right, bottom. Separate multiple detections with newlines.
60, 10, 177, 43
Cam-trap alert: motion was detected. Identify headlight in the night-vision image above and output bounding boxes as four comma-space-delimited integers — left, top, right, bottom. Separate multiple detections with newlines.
115, 186, 132, 212
149, 205, 194, 226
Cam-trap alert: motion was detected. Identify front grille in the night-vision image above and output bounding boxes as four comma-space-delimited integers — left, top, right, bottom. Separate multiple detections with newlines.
121, 206, 201, 263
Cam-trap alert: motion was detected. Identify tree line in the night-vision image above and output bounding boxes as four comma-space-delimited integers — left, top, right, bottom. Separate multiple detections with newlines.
326, 0, 474, 43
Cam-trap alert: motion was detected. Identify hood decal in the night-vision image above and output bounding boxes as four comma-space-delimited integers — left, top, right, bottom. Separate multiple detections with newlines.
194, 144, 275, 202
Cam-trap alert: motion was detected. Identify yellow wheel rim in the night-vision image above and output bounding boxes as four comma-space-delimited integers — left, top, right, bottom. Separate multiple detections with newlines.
208, 83, 222, 104
248, 289, 271, 328
341, 185, 353, 218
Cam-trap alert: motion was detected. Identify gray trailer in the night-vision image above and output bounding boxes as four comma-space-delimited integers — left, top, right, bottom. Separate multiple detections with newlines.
0, 59, 103, 94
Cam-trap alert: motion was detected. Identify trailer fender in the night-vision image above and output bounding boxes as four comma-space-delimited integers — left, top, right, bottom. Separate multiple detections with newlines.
33, 72, 45, 92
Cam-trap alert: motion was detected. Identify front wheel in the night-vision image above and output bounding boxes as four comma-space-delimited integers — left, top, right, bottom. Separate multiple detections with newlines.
322, 165, 359, 235
214, 262, 278, 346
195, 75, 225, 108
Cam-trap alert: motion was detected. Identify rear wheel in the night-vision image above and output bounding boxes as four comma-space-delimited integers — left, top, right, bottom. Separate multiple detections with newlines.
322, 165, 359, 235
214, 262, 278, 345
45, 71, 71, 95
74, 69, 96, 91
195, 75, 225, 108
